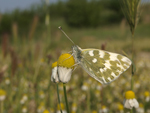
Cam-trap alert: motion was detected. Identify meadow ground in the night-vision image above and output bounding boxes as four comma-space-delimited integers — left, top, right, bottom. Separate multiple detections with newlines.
0, 17, 150, 113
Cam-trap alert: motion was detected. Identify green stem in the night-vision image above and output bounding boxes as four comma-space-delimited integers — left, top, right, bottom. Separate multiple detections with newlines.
87, 89, 91, 113
131, 31, 135, 91
57, 83, 63, 113
0, 101, 3, 113
63, 83, 70, 113
131, 109, 133, 113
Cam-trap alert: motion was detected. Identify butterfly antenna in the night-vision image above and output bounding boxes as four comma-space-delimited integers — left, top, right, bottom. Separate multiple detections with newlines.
58, 26, 75, 45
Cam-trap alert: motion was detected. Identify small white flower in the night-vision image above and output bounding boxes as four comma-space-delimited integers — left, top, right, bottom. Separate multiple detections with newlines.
144, 91, 150, 102
39, 91, 45, 99
56, 110, 67, 113
99, 106, 108, 113
5, 78, 10, 85
0, 89, 6, 101
20, 94, 28, 104
81, 82, 89, 91
96, 84, 102, 90
124, 90, 139, 109
0, 95, 6, 101
57, 103, 67, 113
37, 102, 45, 113
57, 53, 75, 83
136, 107, 144, 113
72, 103, 77, 112
22, 106, 27, 113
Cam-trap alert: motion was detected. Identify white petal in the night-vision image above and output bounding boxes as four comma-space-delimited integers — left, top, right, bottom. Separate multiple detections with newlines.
51, 67, 59, 83
133, 99, 139, 108
81, 85, 88, 91
123, 99, 132, 109
0, 95, 6, 101
58, 67, 72, 83
129, 99, 135, 107
146, 97, 150, 102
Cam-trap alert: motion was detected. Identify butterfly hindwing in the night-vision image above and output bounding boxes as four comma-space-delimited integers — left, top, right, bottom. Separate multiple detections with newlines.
80, 49, 132, 84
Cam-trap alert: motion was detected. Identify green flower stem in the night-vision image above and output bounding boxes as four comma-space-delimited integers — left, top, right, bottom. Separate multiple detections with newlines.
87, 89, 91, 113
0, 101, 3, 113
57, 83, 63, 113
131, 31, 135, 91
131, 109, 133, 113
63, 83, 70, 113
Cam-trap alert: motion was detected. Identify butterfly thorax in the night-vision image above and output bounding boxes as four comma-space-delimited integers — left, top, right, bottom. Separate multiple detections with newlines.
72, 45, 82, 63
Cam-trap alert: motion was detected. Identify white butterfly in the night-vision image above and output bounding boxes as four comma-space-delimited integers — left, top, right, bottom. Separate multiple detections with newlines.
58, 26, 132, 85
72, 45, 131, 85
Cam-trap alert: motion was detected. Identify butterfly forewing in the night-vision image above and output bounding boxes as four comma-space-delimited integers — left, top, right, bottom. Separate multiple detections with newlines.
80, 49, 132, 84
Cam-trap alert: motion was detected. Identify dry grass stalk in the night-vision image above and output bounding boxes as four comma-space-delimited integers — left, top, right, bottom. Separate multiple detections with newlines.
2, 33, 9, 58
28, 15, 39, 40
12, 22, 18, 41
9, 47, 18, 76
0, 65, 8, 82
119, 0, 141, 34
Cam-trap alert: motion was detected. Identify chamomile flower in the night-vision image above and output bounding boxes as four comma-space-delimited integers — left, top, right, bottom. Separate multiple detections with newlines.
37, 102, 45, 113
99, 105, 108, 113
57, 53, 75, 83
39, 91, 45, 99
96, 83, 102, 91
117, 103, 124, 113
51, 61, 59, 83
22, 106, 27, 113
43, 109, 49, 113
5, 77, 10, 85
136, 103, 144, 113
81, 82, 89, 91
20, 94, 28, 104
144, 91, 150, 102
50, 108, 54, 113
56, 103, 67, 113
0, 89, 6, 101
92, 110, 98, 113
124, 90, 139, 109
71, 102, 77, 113
95, 90, 100, 98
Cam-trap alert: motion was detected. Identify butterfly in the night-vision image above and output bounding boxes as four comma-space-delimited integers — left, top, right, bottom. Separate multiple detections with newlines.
72, 45, 131, 85
58, 26, 132, 85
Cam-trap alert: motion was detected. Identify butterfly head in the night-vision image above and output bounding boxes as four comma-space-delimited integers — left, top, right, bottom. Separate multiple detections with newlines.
72, 45, 82, 63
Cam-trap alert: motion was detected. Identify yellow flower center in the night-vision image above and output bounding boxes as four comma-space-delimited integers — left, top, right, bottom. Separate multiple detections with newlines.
125, 90, 135, 99
0, 89, 6, 96
72, 103, 77, 107
39, 91, 44, 95
144, 91, 149, 97
43, 109, 49, 113
57, 53, 75, 69
92, 110, 98, 113
57, 103, 65, 110
52, 61, 57, 68
40, 58, 44, 63
118, 103, 123, 110
102, 105, 106, 109
139, 103, 143, 108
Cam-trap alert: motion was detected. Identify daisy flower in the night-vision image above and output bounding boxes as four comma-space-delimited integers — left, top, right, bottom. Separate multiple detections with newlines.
124, 90, 139, 109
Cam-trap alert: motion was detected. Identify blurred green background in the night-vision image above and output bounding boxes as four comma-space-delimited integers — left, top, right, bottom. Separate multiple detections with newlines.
0, 0, 150, 113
